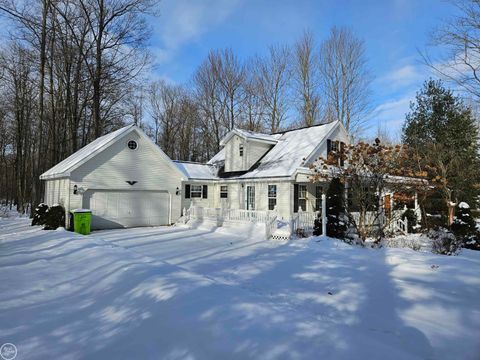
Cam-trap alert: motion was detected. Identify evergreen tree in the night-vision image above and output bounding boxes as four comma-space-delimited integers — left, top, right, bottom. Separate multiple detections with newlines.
451, 202, 479, 250
402, 79, 480, 210
325, 178, 347, 238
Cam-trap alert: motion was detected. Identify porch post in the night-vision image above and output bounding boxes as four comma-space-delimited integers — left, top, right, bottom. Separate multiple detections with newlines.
414, 191, 421, 222
321, 193, 327, 236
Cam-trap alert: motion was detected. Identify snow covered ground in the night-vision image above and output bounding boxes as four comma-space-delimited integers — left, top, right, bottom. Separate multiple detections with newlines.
1, 218, 479, 360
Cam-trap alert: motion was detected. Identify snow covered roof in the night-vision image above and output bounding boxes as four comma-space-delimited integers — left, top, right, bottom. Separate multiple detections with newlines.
174, 161, 218, 180
240, 122, 338, 178
40, 124, 136, 179
219, 128, 279, 146
207, 121, 339, 179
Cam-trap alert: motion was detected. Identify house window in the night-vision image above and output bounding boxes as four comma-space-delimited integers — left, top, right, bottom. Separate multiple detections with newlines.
190, 185, 203, 198
127, 140, 138, 150
239, 143, 244, 157
268, 185, 277, 210
220, 185, 228, 198
331, 140, 339, 152
298, 184, 307, 211
315, 185, 323, 211
327, 139, 346, 167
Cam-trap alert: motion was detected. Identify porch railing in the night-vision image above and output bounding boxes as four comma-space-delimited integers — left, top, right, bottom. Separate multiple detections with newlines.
291, 208, 319, 235
184, 205, 272, 223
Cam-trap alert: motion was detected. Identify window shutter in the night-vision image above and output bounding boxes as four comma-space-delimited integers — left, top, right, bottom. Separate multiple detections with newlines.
327, 139, 332, 154
185, 184, 190, 199
294, 184, 299, 213
202, 185, 208, 199
340, 142, 345, 166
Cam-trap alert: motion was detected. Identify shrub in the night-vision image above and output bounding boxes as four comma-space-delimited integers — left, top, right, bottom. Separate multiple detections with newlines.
402, 209, 418, 233
313, 215, 322, 236
326, 178, 347, 239
451, 202, 479, 250
31, 203, 49, 226
428, 227, 462, 255
43, 204, 66, 230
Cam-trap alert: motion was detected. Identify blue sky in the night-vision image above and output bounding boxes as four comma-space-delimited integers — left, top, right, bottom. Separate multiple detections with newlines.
147, 0, 458, 136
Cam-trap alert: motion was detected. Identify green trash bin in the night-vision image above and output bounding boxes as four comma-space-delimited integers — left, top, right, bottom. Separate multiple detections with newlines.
71, 209, 92, 235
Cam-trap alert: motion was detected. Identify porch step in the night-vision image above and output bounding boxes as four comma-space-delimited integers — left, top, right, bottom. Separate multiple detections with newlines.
270, 220, 291, 241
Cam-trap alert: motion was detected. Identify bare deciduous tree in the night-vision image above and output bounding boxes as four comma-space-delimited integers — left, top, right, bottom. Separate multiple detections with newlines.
293, 30, 321, 127
423, 0, 480, 99
319, 26, 372, 134
254, 45, 291, 132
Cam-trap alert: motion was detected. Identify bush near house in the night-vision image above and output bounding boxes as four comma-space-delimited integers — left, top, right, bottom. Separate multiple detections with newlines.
429, 227, 462, 255
451, 202, 479, 250
32, 203, 65, 230
31, 203, 49, 226
325, 178, 347, 239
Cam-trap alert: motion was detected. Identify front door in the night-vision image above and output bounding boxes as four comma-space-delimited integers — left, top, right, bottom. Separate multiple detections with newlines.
246, 186, 255, 210
384, 194, 392, 219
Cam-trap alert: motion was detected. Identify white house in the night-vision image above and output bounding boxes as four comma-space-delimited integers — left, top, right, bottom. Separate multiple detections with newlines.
40, 120, 350, 231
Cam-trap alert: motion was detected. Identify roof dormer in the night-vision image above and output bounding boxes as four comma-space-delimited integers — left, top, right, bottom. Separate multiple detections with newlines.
220, 129, 278, 173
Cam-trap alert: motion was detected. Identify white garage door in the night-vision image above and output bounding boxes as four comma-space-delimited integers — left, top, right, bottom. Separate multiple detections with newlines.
86, 190, 170, 230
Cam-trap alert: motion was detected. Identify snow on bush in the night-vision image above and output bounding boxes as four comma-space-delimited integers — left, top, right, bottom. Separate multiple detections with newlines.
429, 227, 462, 255
382, 236, 422, 251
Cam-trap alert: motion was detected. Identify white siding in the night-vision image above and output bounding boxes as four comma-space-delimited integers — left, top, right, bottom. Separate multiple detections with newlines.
181, 182, 216, 212
224, 135, 272, 172
246, 141, 271, 169
224, 135, 246, 172
43, 178, 69, 207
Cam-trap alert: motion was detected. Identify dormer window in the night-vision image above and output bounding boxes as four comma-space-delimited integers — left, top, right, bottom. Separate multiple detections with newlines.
239, 144, 244, 157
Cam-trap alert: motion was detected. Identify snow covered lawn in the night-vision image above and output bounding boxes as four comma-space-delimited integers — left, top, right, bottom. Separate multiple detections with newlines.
1, 218, 479, 360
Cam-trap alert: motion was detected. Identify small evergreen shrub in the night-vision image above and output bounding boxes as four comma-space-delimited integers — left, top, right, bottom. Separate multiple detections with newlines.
451, 202, 479, 250
31, 203, 49, 226
402, 209, 418, 233
326, 178, 347, 239
313, 215, 322, 236
429, 227, 462, 255
43, 204, 66, 230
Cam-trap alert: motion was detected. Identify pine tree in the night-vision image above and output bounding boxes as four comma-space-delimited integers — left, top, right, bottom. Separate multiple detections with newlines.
403, 79, 480, 212
325, 178, 347, 238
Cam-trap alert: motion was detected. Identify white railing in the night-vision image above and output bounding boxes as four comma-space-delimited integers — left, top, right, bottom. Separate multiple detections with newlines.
394, 217, 408, 235
291, 208, 319, 235
224, 208, 270, 223
185, 205, 270, 223
182, 205, 278, 239
265, 210, 278, 239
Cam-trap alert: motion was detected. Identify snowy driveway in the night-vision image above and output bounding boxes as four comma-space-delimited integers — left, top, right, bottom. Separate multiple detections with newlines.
1, 219, 479, 360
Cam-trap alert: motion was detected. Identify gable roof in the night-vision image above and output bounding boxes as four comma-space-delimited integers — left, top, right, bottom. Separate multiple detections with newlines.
40, 124, 185, 180
202, 121, 342, 180
219, 128, 279, 146
234, 121, 340, 179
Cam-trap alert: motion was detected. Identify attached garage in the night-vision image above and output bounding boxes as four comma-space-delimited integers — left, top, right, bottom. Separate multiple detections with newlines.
40, 124, 185, 230
85, 190, 171, 229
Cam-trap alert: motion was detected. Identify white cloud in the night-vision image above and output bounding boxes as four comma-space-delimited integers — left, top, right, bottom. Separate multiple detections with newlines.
151, 0, 241, 64
377, 63, 427, 90
374, 93, 414, 130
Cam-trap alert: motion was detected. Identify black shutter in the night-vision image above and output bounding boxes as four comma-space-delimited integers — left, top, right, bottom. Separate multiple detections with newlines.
185, 184, 190, 199
327, 139, 332, 155
294, 184, 299, 213
202, 185, 208, 199
340, 142, 345, 166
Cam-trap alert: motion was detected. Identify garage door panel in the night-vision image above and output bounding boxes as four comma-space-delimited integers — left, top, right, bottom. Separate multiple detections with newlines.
86, 190, 169, 230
